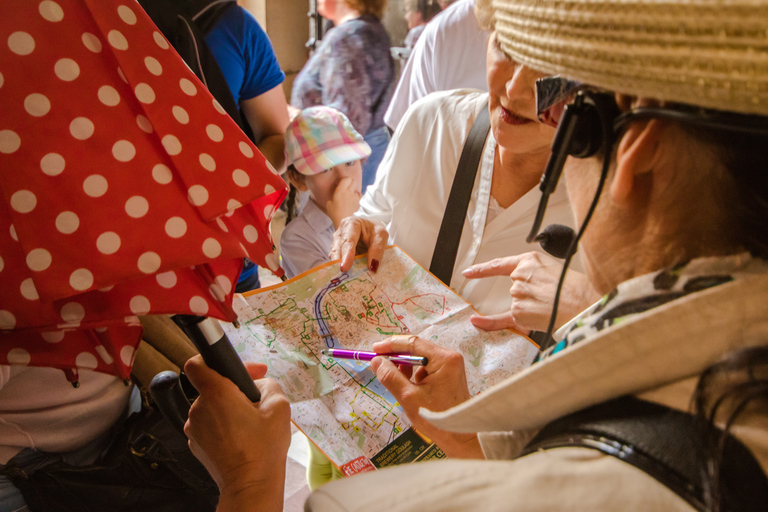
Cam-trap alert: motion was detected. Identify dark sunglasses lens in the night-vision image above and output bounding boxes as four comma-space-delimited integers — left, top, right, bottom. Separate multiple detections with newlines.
536, 76, 581, 127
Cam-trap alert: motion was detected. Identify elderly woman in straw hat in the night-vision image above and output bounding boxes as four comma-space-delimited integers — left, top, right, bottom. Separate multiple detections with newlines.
182, 0, 768, 510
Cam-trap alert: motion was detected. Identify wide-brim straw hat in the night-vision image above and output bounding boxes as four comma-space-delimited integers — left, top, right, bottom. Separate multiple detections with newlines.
492, 0, 768, 117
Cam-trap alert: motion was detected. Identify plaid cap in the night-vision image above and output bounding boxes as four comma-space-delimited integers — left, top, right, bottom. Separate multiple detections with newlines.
285, 106, 372, 175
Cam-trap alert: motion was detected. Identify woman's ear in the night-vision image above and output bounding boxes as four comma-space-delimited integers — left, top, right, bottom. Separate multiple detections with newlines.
286, 168, 308, 192
611, 119, 663, 206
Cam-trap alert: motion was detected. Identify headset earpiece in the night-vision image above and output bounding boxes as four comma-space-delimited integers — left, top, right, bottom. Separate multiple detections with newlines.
567, 102, 601, 158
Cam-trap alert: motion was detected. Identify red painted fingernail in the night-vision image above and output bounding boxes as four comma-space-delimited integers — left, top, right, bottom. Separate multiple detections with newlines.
370, 259, 380, 272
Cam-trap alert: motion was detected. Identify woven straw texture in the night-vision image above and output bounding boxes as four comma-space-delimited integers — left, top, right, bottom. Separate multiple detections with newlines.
493, 0, 768, 116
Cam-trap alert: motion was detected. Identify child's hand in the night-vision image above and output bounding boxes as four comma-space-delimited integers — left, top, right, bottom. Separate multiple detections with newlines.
326, 177, 362, 229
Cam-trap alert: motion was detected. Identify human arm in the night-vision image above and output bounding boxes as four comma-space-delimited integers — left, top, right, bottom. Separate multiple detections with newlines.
240, 84, 289, 174
370, 335, 484, 458
183, 355, 291, 512
326, 177, 362, 230
462, 252, 601, 333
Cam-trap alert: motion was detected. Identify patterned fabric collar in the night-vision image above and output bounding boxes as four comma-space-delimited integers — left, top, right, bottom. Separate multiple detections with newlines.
539, 253, 768, 361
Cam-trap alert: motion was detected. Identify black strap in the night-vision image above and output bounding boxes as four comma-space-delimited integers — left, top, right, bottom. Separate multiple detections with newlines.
137, 0, 247, 138
190, 0, 236, 35
429, 102, 491, 285
522, 395, 768, 512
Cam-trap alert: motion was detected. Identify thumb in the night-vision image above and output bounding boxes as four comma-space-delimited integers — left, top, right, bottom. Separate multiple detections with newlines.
184, 355, 224, 395
372, 356, 414, 399
244, 361, 268, 380
470, 312, 526, 334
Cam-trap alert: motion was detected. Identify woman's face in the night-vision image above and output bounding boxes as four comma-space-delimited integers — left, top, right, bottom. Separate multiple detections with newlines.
486, 32, 556, 156
404, 8, 423, 29
318, 0, 337, 20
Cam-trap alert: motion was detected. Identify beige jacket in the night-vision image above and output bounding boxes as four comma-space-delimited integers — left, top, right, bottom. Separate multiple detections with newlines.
306, 270, 768, 511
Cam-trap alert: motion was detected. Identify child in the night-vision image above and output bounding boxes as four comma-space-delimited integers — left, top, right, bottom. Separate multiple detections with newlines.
280, 107, 371, 279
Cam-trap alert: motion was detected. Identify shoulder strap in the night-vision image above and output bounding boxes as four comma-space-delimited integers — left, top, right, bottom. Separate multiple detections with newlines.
522, 395, 768, 512
429, 101, 491, 286
137, 0, 249, 139
190, 0, 237, 36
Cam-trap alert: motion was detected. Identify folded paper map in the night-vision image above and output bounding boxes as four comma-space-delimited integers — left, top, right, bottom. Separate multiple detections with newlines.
223, 246, 538, 476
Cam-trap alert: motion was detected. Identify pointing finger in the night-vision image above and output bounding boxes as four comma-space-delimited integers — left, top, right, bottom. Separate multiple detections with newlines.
462, 255, 523, 279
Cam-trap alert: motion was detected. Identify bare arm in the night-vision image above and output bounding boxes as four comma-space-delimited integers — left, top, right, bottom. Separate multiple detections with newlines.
240, 84, 290, 174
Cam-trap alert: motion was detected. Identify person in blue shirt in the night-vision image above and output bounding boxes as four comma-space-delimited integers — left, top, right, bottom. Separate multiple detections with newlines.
205, 5, 290, 292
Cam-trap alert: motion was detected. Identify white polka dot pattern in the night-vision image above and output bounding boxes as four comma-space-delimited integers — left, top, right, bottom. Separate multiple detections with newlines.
0, 0, 287, 379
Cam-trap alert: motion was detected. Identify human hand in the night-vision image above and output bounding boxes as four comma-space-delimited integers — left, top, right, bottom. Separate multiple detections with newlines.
462, 251, 600, 334
326, 177, 362, 229
183, 355, 291, 512
329, 216, 389, 273
371, 335, 483, 459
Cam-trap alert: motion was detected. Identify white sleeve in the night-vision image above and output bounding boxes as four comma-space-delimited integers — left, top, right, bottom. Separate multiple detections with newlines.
356, 95, 437, 231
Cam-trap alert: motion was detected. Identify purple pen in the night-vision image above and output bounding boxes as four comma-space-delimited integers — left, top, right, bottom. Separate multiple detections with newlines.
321, 348, 427, 366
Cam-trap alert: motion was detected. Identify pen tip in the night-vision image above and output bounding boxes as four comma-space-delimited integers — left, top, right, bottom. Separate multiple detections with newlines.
321, 349, 328, 355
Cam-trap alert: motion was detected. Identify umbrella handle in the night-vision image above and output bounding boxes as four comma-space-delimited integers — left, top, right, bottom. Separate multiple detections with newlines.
174, 315, 262, 403
149, 370, 191, 433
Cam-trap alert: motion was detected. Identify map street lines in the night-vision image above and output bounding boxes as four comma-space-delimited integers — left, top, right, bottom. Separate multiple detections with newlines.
224, 246, 538, 474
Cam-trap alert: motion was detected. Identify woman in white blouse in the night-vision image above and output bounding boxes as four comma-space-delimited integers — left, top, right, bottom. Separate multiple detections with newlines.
331, 31, 598, 333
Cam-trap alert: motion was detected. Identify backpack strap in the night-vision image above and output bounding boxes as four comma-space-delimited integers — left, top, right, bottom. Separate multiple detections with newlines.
137, 0, 245, 134
521, 395, 768, 512
429, 101, 491, 286
190, 0, 236, 35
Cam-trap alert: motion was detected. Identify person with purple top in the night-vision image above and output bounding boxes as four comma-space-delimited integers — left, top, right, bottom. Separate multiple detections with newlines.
291, 0, 395, 193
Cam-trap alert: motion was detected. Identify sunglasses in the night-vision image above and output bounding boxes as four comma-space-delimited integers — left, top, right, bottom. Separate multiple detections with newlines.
535, 76, 585, 128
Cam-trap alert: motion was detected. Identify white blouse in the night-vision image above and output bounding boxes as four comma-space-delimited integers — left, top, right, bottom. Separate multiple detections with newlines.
358, 89, 578, 316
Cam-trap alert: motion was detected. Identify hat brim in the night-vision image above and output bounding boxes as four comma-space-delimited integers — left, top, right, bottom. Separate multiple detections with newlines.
294, 141, 372, 176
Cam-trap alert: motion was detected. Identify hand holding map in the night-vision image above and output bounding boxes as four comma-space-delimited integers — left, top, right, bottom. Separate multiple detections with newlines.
223, 246, 538, 475
369, 336, 484, 458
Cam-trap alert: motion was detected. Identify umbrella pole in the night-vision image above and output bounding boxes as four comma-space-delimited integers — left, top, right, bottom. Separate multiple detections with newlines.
173, 315, 261, 403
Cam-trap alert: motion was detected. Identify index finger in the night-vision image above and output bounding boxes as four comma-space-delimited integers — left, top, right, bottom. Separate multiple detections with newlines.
330, 219, 363, 270
334, 177, 354, 193
373, 335, 440, 358
462, 255, 524, 279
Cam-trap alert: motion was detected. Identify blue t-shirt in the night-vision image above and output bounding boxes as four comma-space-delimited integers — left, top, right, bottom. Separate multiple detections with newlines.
205, 6, 285, 104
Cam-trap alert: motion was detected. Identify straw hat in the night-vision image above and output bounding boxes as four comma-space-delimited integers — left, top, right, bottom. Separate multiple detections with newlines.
492, 0, 768, 116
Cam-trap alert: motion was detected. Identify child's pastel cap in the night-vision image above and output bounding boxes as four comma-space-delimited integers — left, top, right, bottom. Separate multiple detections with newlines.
285, 106, 371, 176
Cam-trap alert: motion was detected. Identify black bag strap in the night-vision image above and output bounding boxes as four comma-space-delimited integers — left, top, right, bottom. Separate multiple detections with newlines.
429, 101, 491, 285
522, 395, 768, 512
190, 0, 237, 35
137, 0, 248, 138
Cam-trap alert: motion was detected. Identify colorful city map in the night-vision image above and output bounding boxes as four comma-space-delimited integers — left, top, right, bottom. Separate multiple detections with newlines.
223, 246, 538, 475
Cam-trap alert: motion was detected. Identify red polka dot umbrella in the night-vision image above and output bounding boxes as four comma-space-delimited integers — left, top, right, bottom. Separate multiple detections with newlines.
0, 0, 288, 382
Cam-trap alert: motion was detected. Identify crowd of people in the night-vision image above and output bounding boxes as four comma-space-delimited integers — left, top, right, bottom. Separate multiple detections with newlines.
190, 0, 768, 510
2, 0, 767, 510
